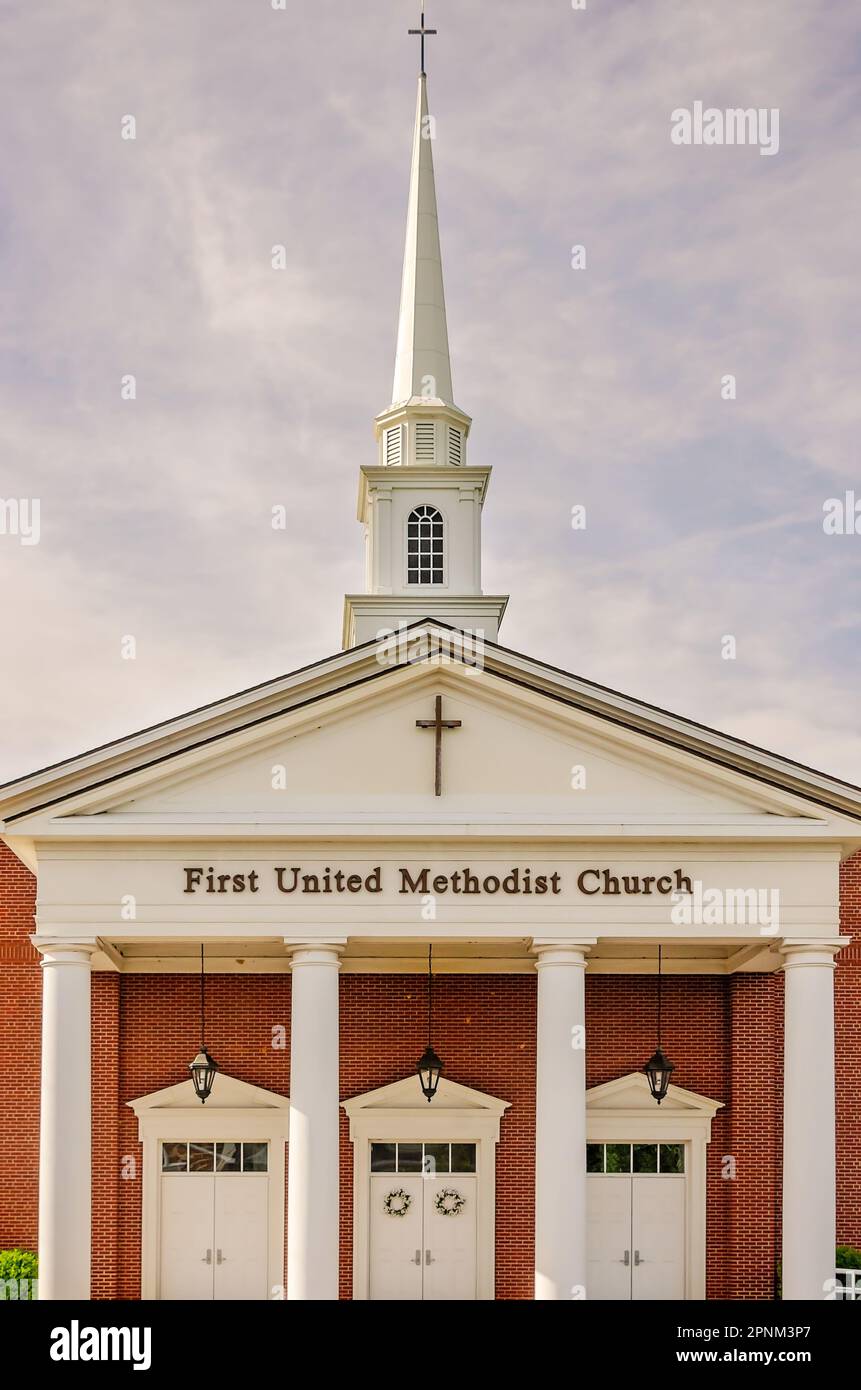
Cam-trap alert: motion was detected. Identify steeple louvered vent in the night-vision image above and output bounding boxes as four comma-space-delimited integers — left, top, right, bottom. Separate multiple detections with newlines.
415, 422, 436, 462
385, 426, 402, 467
448, 427, 463, 466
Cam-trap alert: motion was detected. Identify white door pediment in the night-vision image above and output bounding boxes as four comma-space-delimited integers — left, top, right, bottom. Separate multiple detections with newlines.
343, 1074, 510, 1119
129, 1072, 291, 1116
587, 1072, 723, 1119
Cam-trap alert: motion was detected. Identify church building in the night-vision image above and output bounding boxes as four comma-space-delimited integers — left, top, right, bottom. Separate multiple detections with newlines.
1, 62, 860, 1304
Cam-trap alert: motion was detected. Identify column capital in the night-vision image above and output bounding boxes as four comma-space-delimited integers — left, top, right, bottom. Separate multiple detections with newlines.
284, 940, 347, 970
31, 937, 98, 965
530, 939, 595, 970
779, 939, 844, 969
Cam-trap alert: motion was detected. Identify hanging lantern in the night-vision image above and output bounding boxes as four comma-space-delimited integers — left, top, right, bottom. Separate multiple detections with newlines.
417, 944, 443, 1102
644, 945, 675, 1104
417, 1044, 444, 1103
189, 944, 219, 1104
189, 1046, 219, 1104
644, 1046, 675, 1105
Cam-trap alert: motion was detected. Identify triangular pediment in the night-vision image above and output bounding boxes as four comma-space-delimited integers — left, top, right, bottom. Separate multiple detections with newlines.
587, 1072, 723, 1117
45, 658, 831, 829
128, 1071, 290, 1114
3, 622, 858, 850
342, 1074, 510, 1117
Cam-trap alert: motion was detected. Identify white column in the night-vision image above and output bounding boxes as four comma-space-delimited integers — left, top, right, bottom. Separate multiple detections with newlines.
533, 942, 591, 1300
37, 942, 96, 1300
781, 942, 839, 1300
286, 943, 343, 1300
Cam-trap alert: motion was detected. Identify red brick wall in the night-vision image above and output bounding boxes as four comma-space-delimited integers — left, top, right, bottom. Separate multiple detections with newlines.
837, 851, 861, 1249
726, 973, 782, 1299
92, 974, 120, 1298
0, 843, 39, 1252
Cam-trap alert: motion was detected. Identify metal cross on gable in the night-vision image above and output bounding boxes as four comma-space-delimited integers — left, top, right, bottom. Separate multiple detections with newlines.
408, 9, 437, 76
416, 694, 461, 796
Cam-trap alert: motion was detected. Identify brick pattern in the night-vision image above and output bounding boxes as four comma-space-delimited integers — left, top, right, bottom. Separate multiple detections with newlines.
726, 973, 782, 1299
838, 852, 861, 1249
92, 974, 120, 1299
1, 839, 859, 1300
0, 843, 39, 1251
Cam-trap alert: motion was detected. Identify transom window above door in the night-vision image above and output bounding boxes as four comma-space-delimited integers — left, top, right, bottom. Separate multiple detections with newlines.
161, 1141, 269, 1173
587, 1143, 685, 1174
371, 1141, 476, 1174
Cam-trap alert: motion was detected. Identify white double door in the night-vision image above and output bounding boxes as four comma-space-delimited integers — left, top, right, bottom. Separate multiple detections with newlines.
160, 1171, 269, 1300
370, 1173, 478, 1300
587, 1174, 686, 1299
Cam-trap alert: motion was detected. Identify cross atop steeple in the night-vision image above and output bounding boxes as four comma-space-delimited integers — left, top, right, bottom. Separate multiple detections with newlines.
408, 9, 437, 76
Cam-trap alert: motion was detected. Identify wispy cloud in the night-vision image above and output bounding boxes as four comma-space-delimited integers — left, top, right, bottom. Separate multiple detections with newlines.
0, 0, 858, 781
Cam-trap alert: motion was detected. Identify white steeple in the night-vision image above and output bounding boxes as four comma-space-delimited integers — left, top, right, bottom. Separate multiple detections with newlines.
391, 75, 453, 409
342, 62, 508, 650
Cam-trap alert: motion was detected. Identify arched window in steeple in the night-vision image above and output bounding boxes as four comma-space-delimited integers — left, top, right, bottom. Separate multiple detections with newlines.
407, 505, 444, 585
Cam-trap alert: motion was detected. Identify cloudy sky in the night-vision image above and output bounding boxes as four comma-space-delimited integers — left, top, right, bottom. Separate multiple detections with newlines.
1, 0, 859, 784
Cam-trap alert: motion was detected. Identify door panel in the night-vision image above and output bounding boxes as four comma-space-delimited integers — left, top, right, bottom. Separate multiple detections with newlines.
587, 1175, 633, 1299
369, 1175, 424, 1300
423, 1176, 478, 1301
214, 1173, 269, 1300
160, 1174, 215, 1300
632, 1175, 686, 1300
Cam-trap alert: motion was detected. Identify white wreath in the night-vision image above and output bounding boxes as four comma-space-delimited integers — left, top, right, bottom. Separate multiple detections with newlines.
383, 1188, 412, 1217
434, 1187, 466, 1217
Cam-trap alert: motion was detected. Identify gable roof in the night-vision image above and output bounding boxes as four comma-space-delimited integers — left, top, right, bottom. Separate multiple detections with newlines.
1, 619, 859, 824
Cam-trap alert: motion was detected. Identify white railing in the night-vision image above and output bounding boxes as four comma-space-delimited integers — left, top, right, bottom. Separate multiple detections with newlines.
835, 1269, 861, 1300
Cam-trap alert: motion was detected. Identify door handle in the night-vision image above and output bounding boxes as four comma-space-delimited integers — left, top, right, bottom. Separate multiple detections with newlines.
202, 1249, 212, 1265
425, 1250, 435, 1266
634, 1250, 643, 1266
411, 1249, 421, 1266
622, 1250, 630, 1266
216, 1249, 225, 1265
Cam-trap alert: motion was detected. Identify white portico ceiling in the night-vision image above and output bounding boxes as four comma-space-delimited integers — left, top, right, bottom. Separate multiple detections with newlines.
91, 937, 781, 976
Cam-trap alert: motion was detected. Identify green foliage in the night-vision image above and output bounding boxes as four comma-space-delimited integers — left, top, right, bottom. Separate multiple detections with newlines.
0, 1249, 38, 1299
